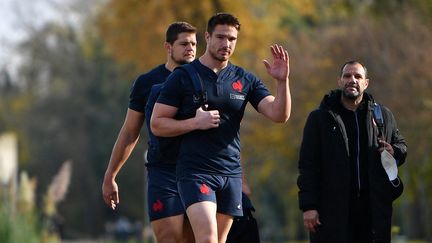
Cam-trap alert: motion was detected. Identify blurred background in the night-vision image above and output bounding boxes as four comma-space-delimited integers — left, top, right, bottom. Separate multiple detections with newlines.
0, 0, 431, 242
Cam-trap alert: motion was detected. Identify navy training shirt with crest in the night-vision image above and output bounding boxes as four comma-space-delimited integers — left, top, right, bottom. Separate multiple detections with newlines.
128, 64, 176, 167
156, 59, 271, 178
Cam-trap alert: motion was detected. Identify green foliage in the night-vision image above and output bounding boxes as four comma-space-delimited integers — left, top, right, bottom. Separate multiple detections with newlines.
0, 203, 41, 243
1, 18, 137, 236
0, 173, 42, 243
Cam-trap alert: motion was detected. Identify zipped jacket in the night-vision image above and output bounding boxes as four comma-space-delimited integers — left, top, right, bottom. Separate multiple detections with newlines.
297, 90, 407, 242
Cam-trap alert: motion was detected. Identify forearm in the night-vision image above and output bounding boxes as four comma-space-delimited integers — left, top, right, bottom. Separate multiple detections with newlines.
271, 79, 291, 122
151, 102, 220, 136
104, 129, 140, 179
259, 80, 291, 123
151, 116, 197, 137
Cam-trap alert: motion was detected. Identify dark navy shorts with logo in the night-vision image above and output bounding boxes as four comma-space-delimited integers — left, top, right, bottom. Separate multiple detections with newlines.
146, 166, 185, 221
177, 174, 243, 217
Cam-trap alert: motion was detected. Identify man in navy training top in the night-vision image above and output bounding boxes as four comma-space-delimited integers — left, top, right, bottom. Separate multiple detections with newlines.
102, 22, 197, 243
151, 13, 292, 243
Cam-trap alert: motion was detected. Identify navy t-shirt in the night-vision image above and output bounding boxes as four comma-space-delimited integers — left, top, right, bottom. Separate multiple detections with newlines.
128, 64, 174, 166
157, 59, 271, 178
129, 64, 171, 113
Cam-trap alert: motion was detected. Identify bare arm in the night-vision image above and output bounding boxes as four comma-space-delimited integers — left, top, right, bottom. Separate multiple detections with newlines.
150, 103, 220, 137
102, 109, 144, 209
258, 44, 291, 123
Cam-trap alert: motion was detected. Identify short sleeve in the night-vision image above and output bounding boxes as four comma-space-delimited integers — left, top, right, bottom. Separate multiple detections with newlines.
128, 74, 151, 113
246, 72, 271, 110
156, 70, 184, 108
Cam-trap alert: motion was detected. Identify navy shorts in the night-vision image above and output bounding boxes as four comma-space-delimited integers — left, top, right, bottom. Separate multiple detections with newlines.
146, 166, 185, 221
177, 174, 243, 217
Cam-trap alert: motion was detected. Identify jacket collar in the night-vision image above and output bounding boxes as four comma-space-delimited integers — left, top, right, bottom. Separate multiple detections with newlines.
319, 89, 375, 112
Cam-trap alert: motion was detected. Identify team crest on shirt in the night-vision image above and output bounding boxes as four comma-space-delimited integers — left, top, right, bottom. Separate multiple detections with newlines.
232, 80, 242, 92
230, 80, 245, 100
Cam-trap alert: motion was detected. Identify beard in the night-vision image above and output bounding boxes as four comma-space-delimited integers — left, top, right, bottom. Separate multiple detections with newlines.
209, 48, 230, 62
342, 88, 362, 100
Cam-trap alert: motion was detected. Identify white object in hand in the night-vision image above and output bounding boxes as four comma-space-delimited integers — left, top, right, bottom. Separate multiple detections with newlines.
381, 150, 398, 181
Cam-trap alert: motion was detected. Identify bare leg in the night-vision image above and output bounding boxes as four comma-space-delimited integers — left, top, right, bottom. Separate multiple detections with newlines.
151, 214, 184, 243
181, 216, 195, 243
216, 212, 233, 243
186, 201, 218, 243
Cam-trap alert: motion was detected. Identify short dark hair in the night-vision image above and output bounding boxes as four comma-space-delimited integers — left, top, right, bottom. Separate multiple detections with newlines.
340, 60, 368, 78
207, 12, 241, 35
166, 22, 197, 44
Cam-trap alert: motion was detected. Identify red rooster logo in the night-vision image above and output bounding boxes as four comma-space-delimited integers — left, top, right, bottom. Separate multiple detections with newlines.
232, 80, 242, 92
152, 199, 164, 212
200, 183, 210, 195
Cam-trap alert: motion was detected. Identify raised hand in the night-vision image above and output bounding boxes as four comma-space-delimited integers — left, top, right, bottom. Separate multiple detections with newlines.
263, 44, 290, 82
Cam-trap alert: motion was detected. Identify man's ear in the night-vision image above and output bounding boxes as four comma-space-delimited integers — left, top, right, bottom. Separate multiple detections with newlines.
364, 78, 369, 89
204, 32, 210, 42
337, 78, 343, 88
164, 42, 172, 54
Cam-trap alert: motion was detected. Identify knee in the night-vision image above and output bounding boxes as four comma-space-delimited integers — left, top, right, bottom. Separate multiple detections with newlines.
154, 227, 182, 243
193, 228, 217, 243
181, 227, 195, 243
194, 235, 217, 243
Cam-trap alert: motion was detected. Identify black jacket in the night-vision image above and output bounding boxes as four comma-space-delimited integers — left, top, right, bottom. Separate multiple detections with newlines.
297, 90, 407, 243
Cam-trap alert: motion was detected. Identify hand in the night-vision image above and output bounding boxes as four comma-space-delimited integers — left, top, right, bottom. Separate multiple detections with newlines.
378, 139, 394, 156
102, 177, 119, 210
303, 210, 321, 233
194, 106, 220, 130
263, 44, 290, 82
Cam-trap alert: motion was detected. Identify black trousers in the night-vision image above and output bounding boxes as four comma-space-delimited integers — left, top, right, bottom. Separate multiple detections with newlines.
348, 192, 373, 243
